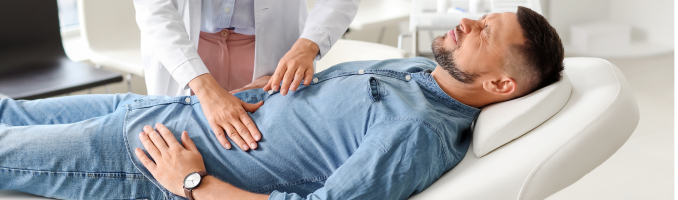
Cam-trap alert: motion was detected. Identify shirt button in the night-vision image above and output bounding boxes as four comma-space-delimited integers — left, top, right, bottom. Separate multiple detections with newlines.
312, 77, 319, 83
358, 69, 364, 74
225, 7, 231, 13
268, 90, 274, 95
185, 98, 191, 103
405, 75, 412, 81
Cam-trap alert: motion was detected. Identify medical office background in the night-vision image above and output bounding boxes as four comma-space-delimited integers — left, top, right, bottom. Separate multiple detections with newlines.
0, 0, 674, 199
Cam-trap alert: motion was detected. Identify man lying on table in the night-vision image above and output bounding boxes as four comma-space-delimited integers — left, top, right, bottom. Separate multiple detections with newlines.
0, 6, 563, 200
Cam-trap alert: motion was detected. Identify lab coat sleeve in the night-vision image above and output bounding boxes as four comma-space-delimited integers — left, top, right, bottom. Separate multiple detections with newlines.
133, 0, 209, 90
300, 0, 360, 60
268, 120, 446, 200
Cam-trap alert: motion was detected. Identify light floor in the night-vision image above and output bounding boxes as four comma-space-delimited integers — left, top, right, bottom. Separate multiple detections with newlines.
0, 42, 674, 200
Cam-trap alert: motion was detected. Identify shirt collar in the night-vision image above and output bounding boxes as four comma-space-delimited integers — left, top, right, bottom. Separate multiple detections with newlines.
411, 70, 481, 117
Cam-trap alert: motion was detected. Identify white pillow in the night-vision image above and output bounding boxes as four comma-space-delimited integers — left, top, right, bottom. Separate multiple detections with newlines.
473, 72, 572, 157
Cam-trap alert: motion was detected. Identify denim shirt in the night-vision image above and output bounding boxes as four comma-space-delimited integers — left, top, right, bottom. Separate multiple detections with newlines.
123, 57, 480, 200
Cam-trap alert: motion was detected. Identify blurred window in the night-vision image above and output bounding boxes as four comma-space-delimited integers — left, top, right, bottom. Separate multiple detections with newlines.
57, 0, 79, 30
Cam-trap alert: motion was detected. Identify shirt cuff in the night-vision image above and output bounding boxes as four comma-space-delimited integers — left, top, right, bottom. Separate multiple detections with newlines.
300, 24, 331, 61
170, 57, 210, 90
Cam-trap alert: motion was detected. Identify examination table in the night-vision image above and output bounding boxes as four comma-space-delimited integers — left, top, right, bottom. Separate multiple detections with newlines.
0, 42, 639, 199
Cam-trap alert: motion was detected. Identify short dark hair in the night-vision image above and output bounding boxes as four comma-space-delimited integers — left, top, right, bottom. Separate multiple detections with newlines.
513, 6, 564, 93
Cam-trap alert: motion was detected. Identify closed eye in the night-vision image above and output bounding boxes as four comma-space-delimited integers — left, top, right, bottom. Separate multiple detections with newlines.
484, 24, 491, 39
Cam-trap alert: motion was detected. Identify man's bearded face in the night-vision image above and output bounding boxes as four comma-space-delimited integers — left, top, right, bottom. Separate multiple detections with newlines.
431, 26, 479, 84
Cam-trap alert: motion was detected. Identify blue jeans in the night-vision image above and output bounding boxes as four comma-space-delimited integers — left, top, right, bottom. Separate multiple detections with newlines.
0, 93, 166, 200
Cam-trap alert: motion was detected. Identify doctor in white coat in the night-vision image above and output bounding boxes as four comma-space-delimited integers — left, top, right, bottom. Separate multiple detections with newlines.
134, 0, 359, 152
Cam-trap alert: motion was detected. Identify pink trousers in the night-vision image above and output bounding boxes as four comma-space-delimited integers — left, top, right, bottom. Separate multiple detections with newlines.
197, 29, 255, 91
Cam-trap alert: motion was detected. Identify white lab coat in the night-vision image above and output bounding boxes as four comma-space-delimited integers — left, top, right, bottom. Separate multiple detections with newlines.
134, 0, 359, 96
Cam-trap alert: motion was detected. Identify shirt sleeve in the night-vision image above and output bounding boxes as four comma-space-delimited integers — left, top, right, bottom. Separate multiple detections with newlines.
133, 0, 209, 90
300, 0, 360, 60
268, 120, 447, 200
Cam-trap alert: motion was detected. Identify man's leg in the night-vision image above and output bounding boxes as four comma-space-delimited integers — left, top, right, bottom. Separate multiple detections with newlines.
0, 93, 141, 126
0, 96, 165, 199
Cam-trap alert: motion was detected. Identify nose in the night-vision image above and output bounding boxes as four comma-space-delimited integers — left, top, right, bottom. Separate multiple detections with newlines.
458, 18, 478, 34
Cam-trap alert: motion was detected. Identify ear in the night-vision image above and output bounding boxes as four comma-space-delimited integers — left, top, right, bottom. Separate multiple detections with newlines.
482, 76, 516, 96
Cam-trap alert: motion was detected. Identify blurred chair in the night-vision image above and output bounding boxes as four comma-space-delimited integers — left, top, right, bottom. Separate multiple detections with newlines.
0, 0, 122, 100
78, 0, 143, 92
316, 39, 405, 72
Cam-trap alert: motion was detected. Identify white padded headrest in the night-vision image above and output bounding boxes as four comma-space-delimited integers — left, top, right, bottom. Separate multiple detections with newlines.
473, 72, 572, 157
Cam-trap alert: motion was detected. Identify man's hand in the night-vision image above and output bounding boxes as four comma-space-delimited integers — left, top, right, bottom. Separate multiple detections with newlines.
230, 76, 272, 94
264, 38, 319, 96
190, 74, 263, 151
135, 123, 206, 197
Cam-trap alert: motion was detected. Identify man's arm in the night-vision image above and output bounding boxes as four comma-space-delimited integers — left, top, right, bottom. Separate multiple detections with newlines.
269, 120, 446, 200
135, 123, 269, 199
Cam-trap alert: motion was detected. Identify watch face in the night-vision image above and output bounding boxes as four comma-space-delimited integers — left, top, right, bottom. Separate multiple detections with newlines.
184, 172, 202, 189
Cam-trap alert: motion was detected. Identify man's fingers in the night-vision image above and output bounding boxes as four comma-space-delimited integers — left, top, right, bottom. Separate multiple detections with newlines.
304, 70, 314, 86
138, 131, 162, 159
154, 123, 181, 149
134, 148, 157, 172
223, 124, 249, 151
240, 100, 263, 113
181, 131, 198, 151
144, 125, 169, 152
290, 69, 305, 91
211, 124, 231, 149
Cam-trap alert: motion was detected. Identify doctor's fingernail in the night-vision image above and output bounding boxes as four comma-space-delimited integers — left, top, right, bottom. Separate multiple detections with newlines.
250, 143, 257, 149
254, 135, 261, 141
242, 144, 250, 151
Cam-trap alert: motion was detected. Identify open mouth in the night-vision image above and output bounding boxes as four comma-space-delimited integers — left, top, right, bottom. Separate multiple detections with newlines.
448, 29, 458, 45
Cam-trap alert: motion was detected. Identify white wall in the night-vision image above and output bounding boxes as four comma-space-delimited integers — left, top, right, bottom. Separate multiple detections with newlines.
548, 0, 610, 44
547, 0, 674, 48
609, 0, 674, 46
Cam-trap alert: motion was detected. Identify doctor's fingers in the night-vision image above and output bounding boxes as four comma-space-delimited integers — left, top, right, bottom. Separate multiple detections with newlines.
230, 116, 258, 150
279, 66, 297, 96
266, 64, 288, 92
211, 124, 232, 150
222, 123, 252, 151
290, 69, 306, 92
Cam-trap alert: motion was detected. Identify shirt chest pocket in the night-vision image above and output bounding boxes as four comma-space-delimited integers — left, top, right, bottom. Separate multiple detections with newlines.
367, 77, 390, 102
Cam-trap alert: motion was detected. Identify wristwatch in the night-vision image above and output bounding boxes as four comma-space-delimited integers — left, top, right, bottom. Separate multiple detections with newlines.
183, 171, 210, 200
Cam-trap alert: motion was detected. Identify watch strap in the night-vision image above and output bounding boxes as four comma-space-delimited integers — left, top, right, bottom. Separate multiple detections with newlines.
184, 171, 209, 200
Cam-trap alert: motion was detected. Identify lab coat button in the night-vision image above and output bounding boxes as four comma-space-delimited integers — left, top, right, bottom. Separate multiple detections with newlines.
225, 8, 231, 13
405, 75, 411, 81
358, 69, 364, 74
312, 77, 319, 83
268, 90, 274, 95
185, 98, 191, 103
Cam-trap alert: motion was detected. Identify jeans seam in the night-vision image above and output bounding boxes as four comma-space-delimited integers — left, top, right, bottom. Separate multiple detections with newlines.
0, 166, 146, 179
124, 107, 172, 200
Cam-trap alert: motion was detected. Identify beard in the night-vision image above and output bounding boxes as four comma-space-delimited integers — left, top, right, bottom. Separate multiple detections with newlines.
431, 31, 479, 84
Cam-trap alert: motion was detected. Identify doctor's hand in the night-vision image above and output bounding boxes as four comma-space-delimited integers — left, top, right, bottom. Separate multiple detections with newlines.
230, 76, 272, 94
135, 123, 206, 197
264, 38, 319, 96
190, 74, 263, 151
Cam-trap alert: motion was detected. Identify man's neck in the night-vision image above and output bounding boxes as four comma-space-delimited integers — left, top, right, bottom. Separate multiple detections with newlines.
430, 67, 495, 108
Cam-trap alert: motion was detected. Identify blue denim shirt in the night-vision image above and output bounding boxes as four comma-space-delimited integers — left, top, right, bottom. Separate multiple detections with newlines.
123, 57, 480, 200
